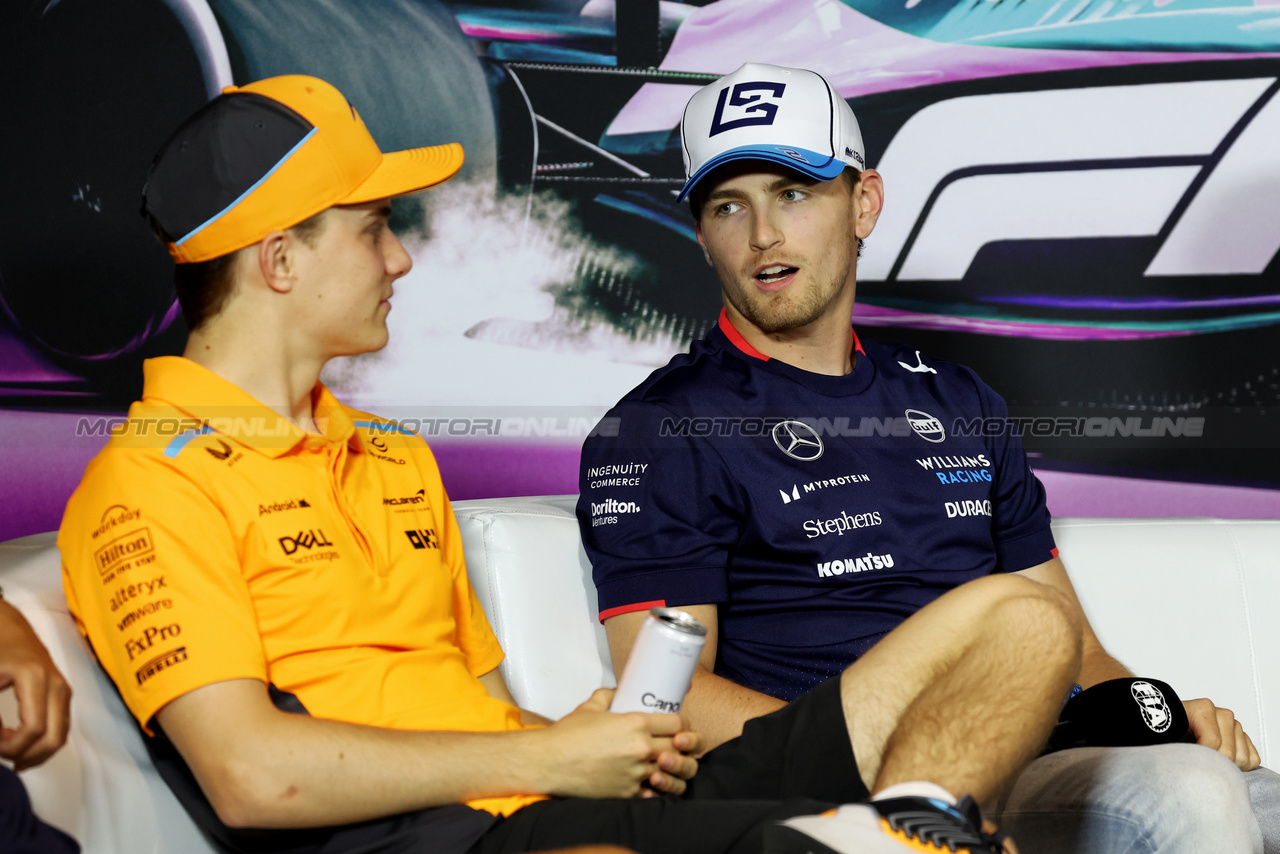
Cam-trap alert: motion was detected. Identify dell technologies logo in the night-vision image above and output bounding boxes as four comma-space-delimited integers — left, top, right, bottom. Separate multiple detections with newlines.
772, 421, 823, 461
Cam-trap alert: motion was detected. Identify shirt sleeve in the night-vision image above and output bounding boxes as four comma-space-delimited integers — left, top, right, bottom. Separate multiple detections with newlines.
578, 399, 743, 620
408, 436, 505, 678
59, 448, 268, 734
968, 373, 1058, 571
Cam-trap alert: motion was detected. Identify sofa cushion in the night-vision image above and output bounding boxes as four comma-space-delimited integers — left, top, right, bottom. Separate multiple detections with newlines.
2, 503, 1276, 853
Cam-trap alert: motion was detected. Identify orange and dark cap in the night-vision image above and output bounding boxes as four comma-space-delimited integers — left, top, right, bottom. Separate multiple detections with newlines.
141, 75, 464, 264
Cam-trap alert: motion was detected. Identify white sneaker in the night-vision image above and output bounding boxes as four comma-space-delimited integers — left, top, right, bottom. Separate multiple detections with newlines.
765, 795, 1009, 854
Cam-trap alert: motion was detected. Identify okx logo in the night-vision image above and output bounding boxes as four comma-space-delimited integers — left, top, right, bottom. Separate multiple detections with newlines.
278, 529, 334, 555
405, 528, 439, 550
710, 82, 786, 136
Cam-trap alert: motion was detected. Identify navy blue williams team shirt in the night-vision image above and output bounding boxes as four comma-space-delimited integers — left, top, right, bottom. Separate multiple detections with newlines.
578, 311, 1057, 701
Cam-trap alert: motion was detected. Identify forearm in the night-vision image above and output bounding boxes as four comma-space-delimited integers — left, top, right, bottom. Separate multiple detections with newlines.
1076, 645, 1133, 689
683, 667, 786, 752
192, 711, 554, 828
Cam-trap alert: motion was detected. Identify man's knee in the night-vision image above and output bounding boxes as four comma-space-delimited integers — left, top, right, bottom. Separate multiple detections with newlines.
958, 574, 1083, 652
1000, 744, 1258, 846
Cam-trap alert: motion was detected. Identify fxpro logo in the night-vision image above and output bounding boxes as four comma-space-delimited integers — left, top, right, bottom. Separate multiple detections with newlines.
906, 410, 945, 443
124, 622, 181, 661
591, 498, 641, 517
803, 509, 882, 539
860, 78, 1280, 284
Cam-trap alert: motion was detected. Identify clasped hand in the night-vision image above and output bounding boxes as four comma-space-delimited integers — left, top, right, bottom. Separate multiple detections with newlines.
1183, 698, 1260, 771
0, 602, 73, 770
543, 688, 702, 798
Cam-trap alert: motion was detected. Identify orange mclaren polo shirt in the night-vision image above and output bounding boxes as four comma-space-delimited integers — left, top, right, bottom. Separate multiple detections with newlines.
59, 357, 540, 816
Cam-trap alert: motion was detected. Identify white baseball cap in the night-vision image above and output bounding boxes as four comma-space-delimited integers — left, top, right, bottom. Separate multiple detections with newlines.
678, 63, 865, 203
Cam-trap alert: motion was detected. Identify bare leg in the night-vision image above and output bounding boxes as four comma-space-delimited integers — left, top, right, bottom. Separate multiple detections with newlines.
840, 574, 1082, 804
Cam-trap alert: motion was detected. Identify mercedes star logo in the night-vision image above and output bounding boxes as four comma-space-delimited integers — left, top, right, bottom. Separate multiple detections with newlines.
772, 420, 824, 461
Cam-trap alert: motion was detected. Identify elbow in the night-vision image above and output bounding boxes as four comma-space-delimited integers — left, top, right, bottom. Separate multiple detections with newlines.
201, 754, 294, 829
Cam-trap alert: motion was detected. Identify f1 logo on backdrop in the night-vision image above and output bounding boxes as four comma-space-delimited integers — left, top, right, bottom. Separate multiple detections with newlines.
710, 82, 787, 136
860, 78, 1280, 281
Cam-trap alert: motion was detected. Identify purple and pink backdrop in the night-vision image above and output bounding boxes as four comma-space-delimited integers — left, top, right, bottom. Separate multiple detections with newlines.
2, 0, 1278, 543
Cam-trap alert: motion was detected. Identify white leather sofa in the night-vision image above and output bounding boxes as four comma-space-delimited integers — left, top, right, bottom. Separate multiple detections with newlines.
2, 495, 1276, 853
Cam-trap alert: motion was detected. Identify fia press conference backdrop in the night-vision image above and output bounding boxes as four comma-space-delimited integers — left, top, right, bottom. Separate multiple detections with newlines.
1, 0, 1279, 542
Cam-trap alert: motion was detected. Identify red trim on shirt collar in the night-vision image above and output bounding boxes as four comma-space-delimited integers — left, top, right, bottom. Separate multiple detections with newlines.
718, 309, 769, 361
718, 308, 866, 359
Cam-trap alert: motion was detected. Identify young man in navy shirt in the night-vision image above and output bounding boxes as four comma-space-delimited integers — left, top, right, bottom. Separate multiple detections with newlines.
579, 62, 1275, 853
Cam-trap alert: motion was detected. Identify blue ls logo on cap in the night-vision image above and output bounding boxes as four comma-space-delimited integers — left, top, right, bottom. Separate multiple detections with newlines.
709, 82, 786, 137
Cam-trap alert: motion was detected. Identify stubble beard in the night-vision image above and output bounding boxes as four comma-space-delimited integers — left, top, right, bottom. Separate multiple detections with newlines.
717, 252, 855, 335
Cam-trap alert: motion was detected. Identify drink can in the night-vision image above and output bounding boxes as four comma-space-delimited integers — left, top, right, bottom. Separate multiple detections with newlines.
610, 607, 708, 714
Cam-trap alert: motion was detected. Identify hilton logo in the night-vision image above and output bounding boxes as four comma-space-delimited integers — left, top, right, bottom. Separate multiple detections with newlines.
94, 528, 154, 577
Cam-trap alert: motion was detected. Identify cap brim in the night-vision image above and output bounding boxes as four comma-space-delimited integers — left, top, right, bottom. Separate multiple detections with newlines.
341, 142, 465, 204
677, 144, 844, 203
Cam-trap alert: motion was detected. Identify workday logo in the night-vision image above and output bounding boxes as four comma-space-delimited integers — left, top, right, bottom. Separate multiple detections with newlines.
772, 421, 824, 461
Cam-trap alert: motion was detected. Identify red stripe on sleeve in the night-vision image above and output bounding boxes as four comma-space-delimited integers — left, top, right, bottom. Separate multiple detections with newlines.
598, 600, 666, 623
1051, 547, 1060, 558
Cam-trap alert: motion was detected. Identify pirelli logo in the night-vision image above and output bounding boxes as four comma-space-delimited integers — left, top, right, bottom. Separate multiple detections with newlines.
95, 528, 154, 578
135, 646, 188, 686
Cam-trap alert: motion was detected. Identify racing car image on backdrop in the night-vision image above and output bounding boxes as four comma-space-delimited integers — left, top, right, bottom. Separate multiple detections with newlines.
1, 0, 1277, 515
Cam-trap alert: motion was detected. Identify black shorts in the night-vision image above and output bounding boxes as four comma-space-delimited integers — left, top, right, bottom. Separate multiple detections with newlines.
470, 676, 869, 854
